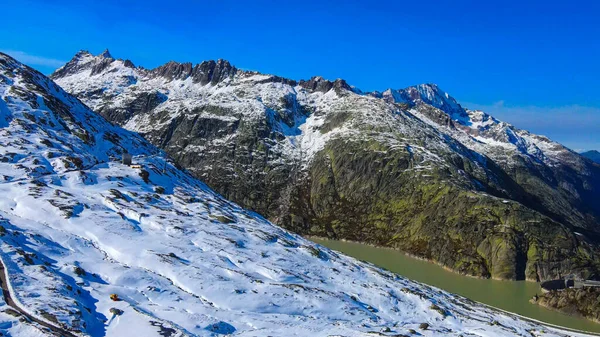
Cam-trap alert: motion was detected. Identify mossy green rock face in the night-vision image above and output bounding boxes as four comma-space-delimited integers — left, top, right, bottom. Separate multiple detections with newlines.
52, 56, 600, 281
281, 138, 600, 281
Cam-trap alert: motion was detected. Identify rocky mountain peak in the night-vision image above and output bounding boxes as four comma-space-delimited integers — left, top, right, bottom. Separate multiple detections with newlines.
147, 58, 237, 85
191, 59, 237, 85
51, 49, 138, 79
73, 49, 92, 59
298, 76, 352, 94
149, 60, 193, 81
51, 50, 109, 79
403, 84, 460, 109
98, 48, 113, 59
582, 150, 600, 163
380, 83, 468, 122
50, 50, 95, 78
122, 59, 136, 68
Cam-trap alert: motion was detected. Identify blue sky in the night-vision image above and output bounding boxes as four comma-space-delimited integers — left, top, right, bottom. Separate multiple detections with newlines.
2, 0, 599, 150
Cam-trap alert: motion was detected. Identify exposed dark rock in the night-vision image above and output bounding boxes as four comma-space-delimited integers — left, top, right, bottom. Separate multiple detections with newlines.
90, 57, 115, 76
191, 59, 237, 85
123, 59, 135, 68
100, 91, 167, 124
147, 59, 238, 85
534, 288, 600, 323
150, 61, 193, 81
254, 75, 297, 86
299, 76, 352, 94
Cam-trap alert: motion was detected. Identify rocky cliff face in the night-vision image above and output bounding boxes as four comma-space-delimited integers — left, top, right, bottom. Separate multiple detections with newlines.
51, 50, 600, 281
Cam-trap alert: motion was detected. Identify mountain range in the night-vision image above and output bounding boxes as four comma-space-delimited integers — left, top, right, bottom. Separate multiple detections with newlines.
49, 50, 600, 283
2, 51, 592, 336
582, 150, 600, 164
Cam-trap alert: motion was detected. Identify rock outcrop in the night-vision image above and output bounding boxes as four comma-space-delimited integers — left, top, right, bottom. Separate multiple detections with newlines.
533, 288, 600, 323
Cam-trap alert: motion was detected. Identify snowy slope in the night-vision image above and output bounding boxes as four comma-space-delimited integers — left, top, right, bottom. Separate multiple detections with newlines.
1, 52, 596, 337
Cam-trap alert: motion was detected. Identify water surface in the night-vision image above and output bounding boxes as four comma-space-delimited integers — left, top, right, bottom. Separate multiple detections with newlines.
312, 238, 600, 333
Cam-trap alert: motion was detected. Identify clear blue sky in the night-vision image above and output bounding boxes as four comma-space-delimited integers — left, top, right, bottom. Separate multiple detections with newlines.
2, 0, 599, 150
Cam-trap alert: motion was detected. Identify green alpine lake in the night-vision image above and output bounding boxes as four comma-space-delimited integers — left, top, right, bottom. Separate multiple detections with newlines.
312, 238, 600, 334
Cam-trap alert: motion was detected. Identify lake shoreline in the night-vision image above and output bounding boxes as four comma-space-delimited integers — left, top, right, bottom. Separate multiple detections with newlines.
305, 235, 538, 282
310, 237, 600, 334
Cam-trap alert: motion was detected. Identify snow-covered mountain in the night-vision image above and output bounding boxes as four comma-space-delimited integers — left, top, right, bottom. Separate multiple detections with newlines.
51, 50, 600, 283
2, 51, 594, 337
377, 84, 575, 166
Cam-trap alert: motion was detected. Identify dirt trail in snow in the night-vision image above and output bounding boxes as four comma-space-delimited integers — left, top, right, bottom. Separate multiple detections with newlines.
0, 258, 79, 337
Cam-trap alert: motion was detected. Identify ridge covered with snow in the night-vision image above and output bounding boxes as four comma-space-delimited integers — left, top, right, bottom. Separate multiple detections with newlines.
52, 50, 583, 169
378, 84, 580, 167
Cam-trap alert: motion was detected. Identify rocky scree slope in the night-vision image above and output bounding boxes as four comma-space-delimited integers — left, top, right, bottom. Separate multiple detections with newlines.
52, 50, 600, 282
1, 51, 591, 337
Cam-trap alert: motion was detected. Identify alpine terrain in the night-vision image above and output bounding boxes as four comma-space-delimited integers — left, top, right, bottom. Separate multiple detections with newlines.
2, 51, 596, 336
581, 151, 600, 164
52, 50, 600, 282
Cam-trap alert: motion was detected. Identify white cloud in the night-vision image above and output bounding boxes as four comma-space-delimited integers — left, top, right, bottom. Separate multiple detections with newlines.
492, 100, 505, 108
0, 49, 66, 68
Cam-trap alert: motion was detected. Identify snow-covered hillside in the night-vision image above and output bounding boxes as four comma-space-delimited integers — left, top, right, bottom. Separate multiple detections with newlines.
1, 51, 596, 337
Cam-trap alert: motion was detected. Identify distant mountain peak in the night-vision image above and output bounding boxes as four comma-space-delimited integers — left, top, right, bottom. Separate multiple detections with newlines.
99, 48, 113, 59
582, 150, 600, 163
403, 83, 461, 108
74, 49, 92, 58
147, 58, 238, 84
377, 83, 466, 120
298, 76, 352, 93
51, 49, 137, 79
